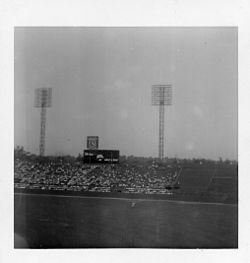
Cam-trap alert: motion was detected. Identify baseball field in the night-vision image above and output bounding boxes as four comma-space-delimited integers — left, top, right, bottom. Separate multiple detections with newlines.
14, 192, 237, 248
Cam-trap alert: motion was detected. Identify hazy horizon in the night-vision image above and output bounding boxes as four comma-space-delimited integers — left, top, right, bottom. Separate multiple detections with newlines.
14, 27, 238, 160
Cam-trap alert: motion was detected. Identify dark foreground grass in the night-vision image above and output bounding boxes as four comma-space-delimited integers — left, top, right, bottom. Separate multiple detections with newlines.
14, 193, 237, 248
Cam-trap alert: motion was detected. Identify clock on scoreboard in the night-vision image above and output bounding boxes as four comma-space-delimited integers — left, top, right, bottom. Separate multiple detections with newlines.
87, 136, 99, 149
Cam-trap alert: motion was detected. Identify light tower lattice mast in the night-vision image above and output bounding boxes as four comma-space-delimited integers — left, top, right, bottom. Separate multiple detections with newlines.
35, 88, 52, 156
152, 84, 172, 160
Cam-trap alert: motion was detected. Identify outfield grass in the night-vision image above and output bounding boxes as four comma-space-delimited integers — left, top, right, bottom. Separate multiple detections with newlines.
179, 166, 216, 190
14, 193, 237, 248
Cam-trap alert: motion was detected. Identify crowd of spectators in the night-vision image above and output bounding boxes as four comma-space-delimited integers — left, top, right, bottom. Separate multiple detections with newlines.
14, 158, 181, 195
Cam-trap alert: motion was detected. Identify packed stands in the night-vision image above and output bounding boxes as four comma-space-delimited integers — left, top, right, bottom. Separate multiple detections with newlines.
14, 158, 181, 194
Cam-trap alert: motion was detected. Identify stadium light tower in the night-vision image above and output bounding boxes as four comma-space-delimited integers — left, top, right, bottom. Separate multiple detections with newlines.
34, 88, 52, 156
151, 84, 172, 160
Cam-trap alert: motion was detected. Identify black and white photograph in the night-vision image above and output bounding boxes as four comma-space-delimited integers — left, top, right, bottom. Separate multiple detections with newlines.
14, 27, 238, 249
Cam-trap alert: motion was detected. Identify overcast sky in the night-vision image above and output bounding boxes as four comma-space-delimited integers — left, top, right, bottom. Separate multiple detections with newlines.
14, 27, 237, 160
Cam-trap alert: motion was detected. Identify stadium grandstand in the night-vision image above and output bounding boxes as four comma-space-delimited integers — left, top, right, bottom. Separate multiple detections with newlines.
14, 147, 237, 204
14, 154, 180, 195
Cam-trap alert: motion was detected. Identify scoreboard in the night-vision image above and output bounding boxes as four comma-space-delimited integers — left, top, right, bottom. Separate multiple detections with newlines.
83, 150, 119, 164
